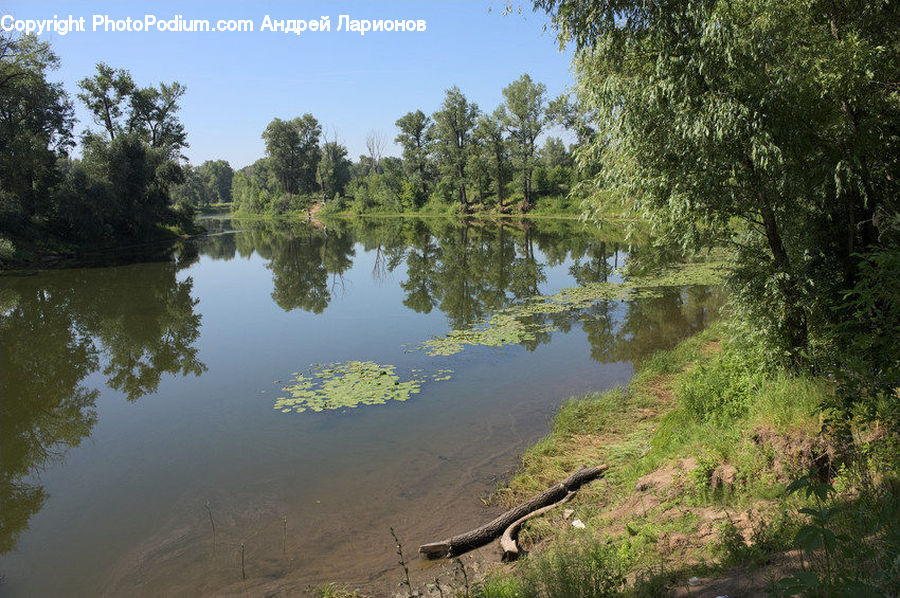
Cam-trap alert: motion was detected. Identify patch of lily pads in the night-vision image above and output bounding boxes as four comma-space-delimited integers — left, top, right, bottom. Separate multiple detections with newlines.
418, 255, 728, 356
273, 253, 728, 411
419, 313, 558, 357
274, 361, 454, 413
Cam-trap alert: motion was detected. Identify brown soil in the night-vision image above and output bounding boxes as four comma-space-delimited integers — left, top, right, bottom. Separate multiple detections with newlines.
669, 550, 804, 598
308, 201, 325, 228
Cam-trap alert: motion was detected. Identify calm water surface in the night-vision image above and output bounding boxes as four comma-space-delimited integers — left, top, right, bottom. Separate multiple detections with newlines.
0, 217, 722, 596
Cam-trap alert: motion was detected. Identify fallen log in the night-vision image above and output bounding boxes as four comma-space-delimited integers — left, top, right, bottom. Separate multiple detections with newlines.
419, 465, 607, 559
500, 491, 574, 561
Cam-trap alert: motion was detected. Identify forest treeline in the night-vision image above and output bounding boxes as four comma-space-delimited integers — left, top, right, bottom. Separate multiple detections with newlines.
0, 34, 199, 264
0, 30, 588, 266
230, 74, 589, 216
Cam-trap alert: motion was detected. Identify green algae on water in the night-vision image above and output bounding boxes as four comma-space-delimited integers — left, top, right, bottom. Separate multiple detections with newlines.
274, 361, 453, 413
418, 254, 728, 357
420, 312, 558, 356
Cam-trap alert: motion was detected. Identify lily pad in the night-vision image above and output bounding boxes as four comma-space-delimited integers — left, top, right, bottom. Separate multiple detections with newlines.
274, 361, 445, 413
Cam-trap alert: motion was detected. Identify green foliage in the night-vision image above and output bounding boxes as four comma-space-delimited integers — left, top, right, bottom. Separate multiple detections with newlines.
0, 237, 14, 261
536, 0, 899, 416
231, 159, 278, 214
317, 141, 352, 202
767, 472, 900, 596
823, 249, 900, 428
689, 450, 720, 492
228, 74, 582, 217
0, 35, 73, 233
679, 347, 764, 421
76, 61, 132, 140
472, 539, 626, 598
717, 511, 796, 568
172, 159, 233, 208
479, 309, 896, 596
432, 86, 479, 208
472, 575, 523, 598
127, 81, 187, 155
502, 73, 547, 209
261, 114, 321, 200
473, 108, 511, 207
346, 166, 406, 214
395, 109, 434, 207
312, 583, 366, 598
0, 33, 193, 264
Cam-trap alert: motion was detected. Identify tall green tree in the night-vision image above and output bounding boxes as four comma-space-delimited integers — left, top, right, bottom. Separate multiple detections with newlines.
197, 159, 233, 204
395, 110, 433, 206
501, 74, 546, 210
128, 82, 187, 155
261, 115, 322, 205
317, 140, 352, 202
76, 62, 134, 141
473, 108, 510, 207
431, 87, 479, 210
172, 160, 233, 207
0, 34, 74, 223
0, 34, 194, 258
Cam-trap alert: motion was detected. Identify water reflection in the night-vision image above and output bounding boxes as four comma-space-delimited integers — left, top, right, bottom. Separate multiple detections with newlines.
197, 217, 723, 359
0, 217, 723, 566
0, 253, 205, 554
211, 218, 612, 329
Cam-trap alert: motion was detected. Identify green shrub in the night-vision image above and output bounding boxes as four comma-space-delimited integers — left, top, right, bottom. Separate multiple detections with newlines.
0, 236, 15, 262
511, 539, 626, 598
472, 575, 523, 598
679, 347, 764, 421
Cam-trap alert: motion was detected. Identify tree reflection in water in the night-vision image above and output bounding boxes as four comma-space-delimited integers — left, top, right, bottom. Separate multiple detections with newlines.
0, 248, 205, 554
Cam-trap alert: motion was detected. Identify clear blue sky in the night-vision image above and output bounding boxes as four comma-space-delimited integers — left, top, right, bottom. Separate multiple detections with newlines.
6, 1, 574, 169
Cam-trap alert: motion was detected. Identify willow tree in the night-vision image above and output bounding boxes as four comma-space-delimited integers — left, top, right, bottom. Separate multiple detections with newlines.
536, 0, 899, 388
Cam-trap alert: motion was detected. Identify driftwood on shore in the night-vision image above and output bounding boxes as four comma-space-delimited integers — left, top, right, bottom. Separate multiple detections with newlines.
419, 465, 607, 559
499, 491, 574, 561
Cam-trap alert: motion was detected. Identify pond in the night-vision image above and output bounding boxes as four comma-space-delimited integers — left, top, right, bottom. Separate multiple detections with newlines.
0, 217, 724, 596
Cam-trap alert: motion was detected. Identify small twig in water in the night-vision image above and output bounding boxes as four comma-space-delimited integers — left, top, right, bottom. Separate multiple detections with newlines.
240, 542, 246, 580
282, 515, 287, 556
205, 501, 217, 555
390, 527, 412, 597
454, 558, 470, 598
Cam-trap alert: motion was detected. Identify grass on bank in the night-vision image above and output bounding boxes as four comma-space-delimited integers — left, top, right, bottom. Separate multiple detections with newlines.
231, 191, 635, 221
474, 320, 898, 597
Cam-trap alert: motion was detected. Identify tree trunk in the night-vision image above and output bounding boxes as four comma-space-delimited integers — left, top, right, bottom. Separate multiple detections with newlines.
496, 164, 504, 207
500, 492, 574, 561
419, 465, 607, 559
759, 200, 808, 358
